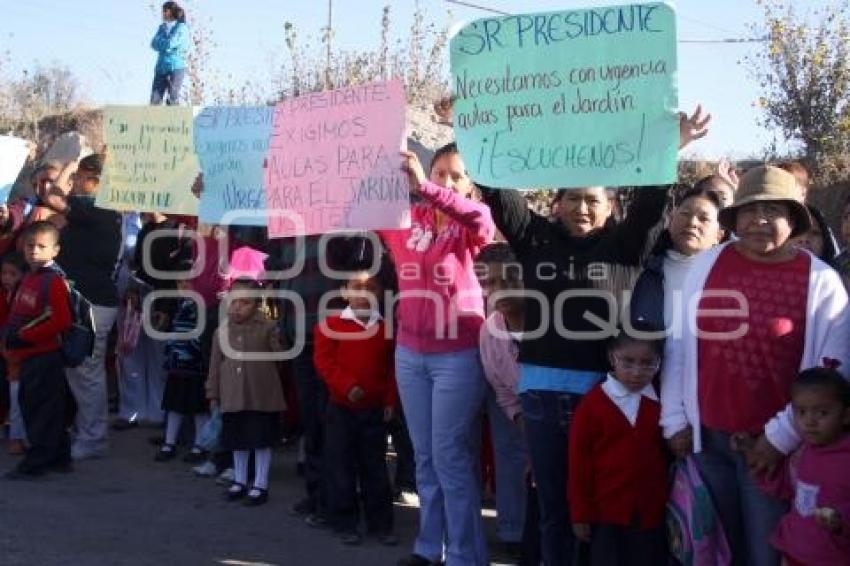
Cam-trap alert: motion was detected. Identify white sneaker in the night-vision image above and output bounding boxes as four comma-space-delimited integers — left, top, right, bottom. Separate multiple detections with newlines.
192, 461, 217, 477
71, 445, 107, 461
215, 467, 235, 485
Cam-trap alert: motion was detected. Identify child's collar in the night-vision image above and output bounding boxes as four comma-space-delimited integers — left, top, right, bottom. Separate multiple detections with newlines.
603, 373, 657, 401
340, 306, 382, 329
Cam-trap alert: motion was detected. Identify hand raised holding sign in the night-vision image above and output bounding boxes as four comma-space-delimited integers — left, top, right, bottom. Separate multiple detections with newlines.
400, 150, 427, 194
679, 104, 711, 149
717, 157, 740, 190
191, 172, 204, 199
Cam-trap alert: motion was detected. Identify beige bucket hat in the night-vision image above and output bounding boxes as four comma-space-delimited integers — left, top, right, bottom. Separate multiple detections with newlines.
718, 165, 812, 238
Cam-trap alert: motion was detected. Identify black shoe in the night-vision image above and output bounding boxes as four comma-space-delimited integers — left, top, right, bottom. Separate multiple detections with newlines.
304, 513, 328, 529
290, 497, 315, 517
225, 482, 247, 501
48, 458, 74, 474
111, 419, 138, 431
4, 466, 46, 481
491, 541, 522, 563
377, 533, 399, 547
154, 444, 176, 462
396, 554, 441, 566
243, 487, 269, 507
339, 531, 363, 546
182, 448, 206, 464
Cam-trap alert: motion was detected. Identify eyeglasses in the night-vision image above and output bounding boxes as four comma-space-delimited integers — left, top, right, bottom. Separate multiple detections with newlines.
612, 355, 661, 373
736, 202, 788, 221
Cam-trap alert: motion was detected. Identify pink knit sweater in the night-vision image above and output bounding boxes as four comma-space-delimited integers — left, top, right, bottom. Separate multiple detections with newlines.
757, 434, 850, 565
380, 180, 494, 354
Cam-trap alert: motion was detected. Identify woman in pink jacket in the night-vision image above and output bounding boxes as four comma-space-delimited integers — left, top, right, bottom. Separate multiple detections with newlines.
381, 143, 495, 566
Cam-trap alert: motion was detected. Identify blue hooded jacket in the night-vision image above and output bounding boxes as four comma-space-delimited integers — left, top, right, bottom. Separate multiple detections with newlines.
151, 21, 189, 74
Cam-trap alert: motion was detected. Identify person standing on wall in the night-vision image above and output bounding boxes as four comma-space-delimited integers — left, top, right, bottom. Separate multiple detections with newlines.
150, 1, 189, 105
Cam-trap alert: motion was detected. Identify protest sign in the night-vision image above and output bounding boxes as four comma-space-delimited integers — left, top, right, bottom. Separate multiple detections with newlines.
0, 135, 30, 203
194, 106, 274, 225
97, 105, 200, 214
264, 79, 410, 237
450, 2, 678, 189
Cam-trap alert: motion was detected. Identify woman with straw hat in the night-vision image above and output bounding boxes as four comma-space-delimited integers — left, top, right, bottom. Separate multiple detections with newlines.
660, 165, 850, 566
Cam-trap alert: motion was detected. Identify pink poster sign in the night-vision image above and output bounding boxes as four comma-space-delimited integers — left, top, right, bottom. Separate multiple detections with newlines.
264, 80, 410, 237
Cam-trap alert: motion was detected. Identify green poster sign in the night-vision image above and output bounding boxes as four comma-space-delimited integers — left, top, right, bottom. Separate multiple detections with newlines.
450, 3, 678, 189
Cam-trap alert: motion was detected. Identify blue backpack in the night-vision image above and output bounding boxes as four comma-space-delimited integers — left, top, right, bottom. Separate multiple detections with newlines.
38, 272, 96, 368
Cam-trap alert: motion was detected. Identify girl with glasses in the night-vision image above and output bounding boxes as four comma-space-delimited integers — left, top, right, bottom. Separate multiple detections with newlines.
568, 320, 668, 566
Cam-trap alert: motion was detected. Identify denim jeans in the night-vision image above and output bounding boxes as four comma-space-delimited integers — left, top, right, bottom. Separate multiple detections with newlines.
693, 427, 788, 566
486, 385, 528, 543
395, 346, 488, 566
520, 390, 582, 566
8, 381, 27, 442
150, 69, 186, 105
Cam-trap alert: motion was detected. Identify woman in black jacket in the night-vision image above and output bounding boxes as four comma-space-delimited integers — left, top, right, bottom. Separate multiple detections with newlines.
480, 182, 668, 564
480, 108, 710, 565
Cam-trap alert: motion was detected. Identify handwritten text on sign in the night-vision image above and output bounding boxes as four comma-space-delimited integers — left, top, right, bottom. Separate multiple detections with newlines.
194, 106, 274, 225
450, 3, 678, 188
98, 106, 200, 215
0, 135, 30, 204
264, 80, 410, 237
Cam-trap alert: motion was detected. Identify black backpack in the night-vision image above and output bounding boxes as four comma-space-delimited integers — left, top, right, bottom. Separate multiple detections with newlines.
38, 272, 96, 368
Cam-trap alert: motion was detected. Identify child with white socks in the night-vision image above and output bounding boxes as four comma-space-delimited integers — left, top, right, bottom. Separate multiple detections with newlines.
155, 272, 208, 463
205, 278, 285, 506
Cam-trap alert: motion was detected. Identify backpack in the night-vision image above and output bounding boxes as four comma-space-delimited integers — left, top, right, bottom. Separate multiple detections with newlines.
666, 457, 732, 566
39, 271, 96, 368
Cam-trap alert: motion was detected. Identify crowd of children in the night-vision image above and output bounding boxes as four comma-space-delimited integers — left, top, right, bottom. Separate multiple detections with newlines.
2, 20, 850, 561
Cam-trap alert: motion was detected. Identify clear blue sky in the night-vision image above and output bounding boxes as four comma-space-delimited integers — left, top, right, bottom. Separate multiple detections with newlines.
0, 0, 835, 159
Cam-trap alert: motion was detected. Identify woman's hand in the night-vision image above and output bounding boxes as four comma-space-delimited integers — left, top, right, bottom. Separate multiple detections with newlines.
814, 507, 843, 533
400, 150, 426, 193
347, 386, 366, 403
679, 104, 711, 149
572, 523, 591, 543
745, 434, 785, 477
43, 192, 68, 213
667, 426, 693, 459
717, 157, 740, 189
0, 205, 10, 228
433, 96, 454, 126
191, 173, 203, 199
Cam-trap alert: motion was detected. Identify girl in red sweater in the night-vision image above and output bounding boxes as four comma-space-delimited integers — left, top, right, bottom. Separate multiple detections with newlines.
569, 321, 668, 566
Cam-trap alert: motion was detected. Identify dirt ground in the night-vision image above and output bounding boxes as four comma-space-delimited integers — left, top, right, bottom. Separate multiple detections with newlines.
0, 427, 511, 566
